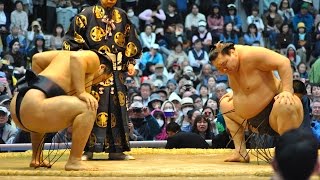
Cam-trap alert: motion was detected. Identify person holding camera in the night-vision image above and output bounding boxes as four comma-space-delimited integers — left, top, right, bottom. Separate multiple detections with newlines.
128, 101, 161, 141
27, 20, 44, 51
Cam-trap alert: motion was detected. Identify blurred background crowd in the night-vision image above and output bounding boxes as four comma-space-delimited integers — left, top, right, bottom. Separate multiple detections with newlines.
0, 0, 320, 150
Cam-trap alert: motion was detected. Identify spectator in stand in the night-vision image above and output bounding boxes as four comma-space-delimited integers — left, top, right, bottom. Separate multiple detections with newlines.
244, 23, 263, 46
292, 2, 314, 33
139, 44, 164, 72
223, 4, 242, 36
278, 0, 295, 25
219, 0, 235, 16
166, 42, 188, 70
138, 0, 166, 34
0, 1, 10, 52
311, 85, 320, 101
276, 23, 294, 55
184, 3, 206, 39
308, 57, 320, 84
188, 109, 201, 126
215, 82, 228, 100
219, 22, 238, 44
207, 3, 224, 44
140, 24, 156, 52
140, 83, 152, 106
192, 114, 213, 139
206, 76, 217, 97
127, 7, 140, 33
285, 44, 301, 68
128, 101, 161, 141
192, 20, 212, 51
152, 109, 168, 140
46, 0, 57, 34
165, 122, 209, 149
199, 84, 210, 105
191, 94, 203, 111
262, 2, 283, 49
26, 20, 44, 51
149, 63, 168, 87
197, 64, 213, 87
297, 62, 308, 80
204, 97, 219, 114
50, 24, 65, 50
164, 1, 181, 29
27, 35, 48, 67
0, 106, 17, 145
312, 22, 320, 59
10, 1, 28, 35
4, 39, 26, 80
293, 22, 312, 64
6, 25, 27, 53
246, 5, 264, 33
176, 97, 194, 132
188, 39, 209, 74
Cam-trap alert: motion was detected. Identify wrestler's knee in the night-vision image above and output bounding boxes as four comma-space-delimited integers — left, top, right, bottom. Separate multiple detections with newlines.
220, 93, 234, 113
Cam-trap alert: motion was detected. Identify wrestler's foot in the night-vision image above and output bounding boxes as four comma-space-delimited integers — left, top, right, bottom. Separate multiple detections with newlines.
108, 152, 135, 160
81, 151, 93, 161
224, 153, 250, 163
65, 160, 98, 171
30, 159, 52, 168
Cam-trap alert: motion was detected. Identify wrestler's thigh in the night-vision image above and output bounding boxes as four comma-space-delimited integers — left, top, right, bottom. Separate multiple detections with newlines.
10, 94, 30, 132
21, 93, 94, 133
269, 95, 304, 133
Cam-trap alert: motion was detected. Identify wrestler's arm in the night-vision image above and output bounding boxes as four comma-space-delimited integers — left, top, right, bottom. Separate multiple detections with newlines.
70, 51, 99, 110
250, 46, 293, 93
32, 51, 62, 74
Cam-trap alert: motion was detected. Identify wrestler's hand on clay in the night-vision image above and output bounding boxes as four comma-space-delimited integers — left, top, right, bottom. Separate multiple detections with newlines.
128, 63, 135, 76
274, 91, 295, 105
77, 92, 98, 111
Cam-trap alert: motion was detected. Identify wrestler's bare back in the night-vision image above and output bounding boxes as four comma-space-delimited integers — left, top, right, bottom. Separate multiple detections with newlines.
225, 45, 283, 119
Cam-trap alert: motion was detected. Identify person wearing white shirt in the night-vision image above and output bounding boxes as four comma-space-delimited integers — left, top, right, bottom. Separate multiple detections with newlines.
246, 6, 265, 32
10, 1, 28, 35
140, 24, 156, 52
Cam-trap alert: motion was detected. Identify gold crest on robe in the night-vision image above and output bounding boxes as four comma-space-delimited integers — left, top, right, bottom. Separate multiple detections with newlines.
93, 5, 105, 18
98, 45, 111, 54
112, 9, 122, 23
96, 112, 108, 128
74, 32, 85, 44
118, 91, 126, 106
90, 26, 106, 42
111, 113, 116, 128
75, 15, 87, 28
114, 32, 125, 47
62, 41, 70, 50
125, 42, 138, 57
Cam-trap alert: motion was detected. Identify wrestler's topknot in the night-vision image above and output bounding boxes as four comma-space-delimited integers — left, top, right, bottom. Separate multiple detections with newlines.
209, 41, 235, 62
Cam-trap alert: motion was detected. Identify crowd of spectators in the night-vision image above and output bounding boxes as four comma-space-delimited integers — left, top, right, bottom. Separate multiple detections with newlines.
0, 0, 320, 150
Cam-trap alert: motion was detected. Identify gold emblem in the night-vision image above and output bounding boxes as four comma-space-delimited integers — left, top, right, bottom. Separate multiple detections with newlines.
93, 5, 105, 18
98, 45, 111, 54
91, 90, 100, 102
75, 15, 87, 28
118, 91, 126, 106
90, 26, 106, 42
112, 9, 122, 23
111, 113, 116, 128
74, 32, 85, 44
114, 32, 125, 47
89, 133, 96, 148
96, 112, 108, 128
62, 41, 70, 50
125, 42, 138, 57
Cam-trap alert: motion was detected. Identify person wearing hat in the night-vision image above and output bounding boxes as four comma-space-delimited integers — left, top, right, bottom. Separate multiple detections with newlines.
176, 97, 194, 132
147, 93, 163, 111
128, 101, 161, 141
27, 20, 44, 50
292, 2, 314, 33
5, 38, 27, 79
0, 105, 17, 145
149, 63, 168, 87
192, 20, 212, 51
293, 21, 312, 63
139, 43, 164, 72
224, 4, 242, 35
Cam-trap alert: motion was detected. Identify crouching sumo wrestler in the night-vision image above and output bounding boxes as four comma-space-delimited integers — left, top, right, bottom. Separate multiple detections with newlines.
209, 42, 304, 163
10, 50, 113, 171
